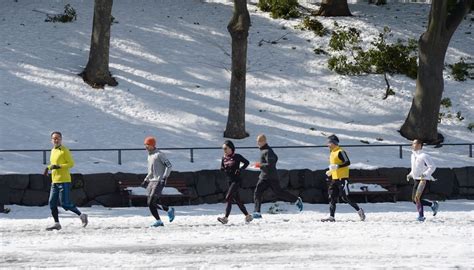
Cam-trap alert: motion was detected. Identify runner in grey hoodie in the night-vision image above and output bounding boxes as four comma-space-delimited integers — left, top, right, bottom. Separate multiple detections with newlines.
142, 136, 175, 227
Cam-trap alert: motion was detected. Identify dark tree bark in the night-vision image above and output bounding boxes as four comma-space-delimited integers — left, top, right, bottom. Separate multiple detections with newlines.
80, 0, 117, 89
224, 0, 250, 139
315, 0, 352, 17
400, 0, 472, 144
368, 0, 386, 6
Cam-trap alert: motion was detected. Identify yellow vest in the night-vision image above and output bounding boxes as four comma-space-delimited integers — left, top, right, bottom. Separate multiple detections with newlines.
49, 146, 74, 183
329, 146, 349, 180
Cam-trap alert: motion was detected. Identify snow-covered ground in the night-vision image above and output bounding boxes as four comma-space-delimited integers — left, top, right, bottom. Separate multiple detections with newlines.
0, 200, 473, 268
0, 0, 473, 174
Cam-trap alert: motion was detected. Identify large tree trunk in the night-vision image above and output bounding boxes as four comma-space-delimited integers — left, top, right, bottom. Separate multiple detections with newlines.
316, 0, 352, 17
368, 0, 386, 5
400, 0, 472, 144
80, 0, 117, 89
224, 0, 250, 139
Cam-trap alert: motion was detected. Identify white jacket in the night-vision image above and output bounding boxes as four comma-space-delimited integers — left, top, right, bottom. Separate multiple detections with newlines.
408, 150, 436, 181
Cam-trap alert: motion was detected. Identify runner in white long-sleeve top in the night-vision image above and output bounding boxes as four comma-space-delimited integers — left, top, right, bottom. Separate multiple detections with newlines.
407, 139, 439, 222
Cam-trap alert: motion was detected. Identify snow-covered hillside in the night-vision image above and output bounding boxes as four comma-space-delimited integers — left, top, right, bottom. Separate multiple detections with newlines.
0, 1, 472, 174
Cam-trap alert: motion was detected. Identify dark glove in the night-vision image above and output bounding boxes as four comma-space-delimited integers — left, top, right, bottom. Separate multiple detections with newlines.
235, 169, 241, 176
140, 181, 148, 188
43, 167, 49, 176
50, 165, 61, 170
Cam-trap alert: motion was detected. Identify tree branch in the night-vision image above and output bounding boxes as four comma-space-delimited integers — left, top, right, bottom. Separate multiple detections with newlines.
427, 1, 446, 38
446, 0, 473, 34
382, 72, 393, 100
258, 33, 290, 47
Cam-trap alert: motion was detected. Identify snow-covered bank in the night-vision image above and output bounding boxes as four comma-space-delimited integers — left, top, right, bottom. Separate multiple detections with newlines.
0, 200, 473, 268
0, 0, 472, 174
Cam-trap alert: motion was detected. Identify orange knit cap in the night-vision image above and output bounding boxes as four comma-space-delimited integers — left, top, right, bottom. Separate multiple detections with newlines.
144, 136, 156, 147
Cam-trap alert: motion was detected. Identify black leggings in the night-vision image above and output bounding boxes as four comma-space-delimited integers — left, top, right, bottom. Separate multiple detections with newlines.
147, 182, 169, 221
148, 195, 169, 221
328, 179, 360, 217
254, 178, 297, 213
224, 182, 248, 217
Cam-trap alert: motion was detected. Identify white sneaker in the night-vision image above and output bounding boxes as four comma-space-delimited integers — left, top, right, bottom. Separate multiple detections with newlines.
321, 216, 335, 222
80, 214, 88, 228
217, 217, 228, 224
245, 214, 253, 223
358, 209, 366, 221
46, 222, 62, 231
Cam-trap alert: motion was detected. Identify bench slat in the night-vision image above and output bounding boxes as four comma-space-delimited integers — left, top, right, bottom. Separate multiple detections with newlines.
120, 178, 191, 206
347, 176, 398, 203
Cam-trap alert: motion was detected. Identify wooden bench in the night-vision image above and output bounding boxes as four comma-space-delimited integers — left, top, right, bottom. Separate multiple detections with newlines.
347, 176, 398, 203
118, 178, 191, 206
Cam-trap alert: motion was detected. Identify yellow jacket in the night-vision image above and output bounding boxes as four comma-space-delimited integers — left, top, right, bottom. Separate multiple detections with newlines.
49, 145, 74, 183
329, 146, 350, 180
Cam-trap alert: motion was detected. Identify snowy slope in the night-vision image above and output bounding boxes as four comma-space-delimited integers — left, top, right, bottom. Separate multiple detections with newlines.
1, 201, 473, 268
0, 1, 473, 174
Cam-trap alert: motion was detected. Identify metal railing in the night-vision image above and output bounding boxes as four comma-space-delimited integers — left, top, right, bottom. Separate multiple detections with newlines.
0, 143, 471, 165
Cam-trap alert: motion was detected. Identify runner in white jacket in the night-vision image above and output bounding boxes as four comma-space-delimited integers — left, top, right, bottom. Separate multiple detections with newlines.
407, 139, 439, 221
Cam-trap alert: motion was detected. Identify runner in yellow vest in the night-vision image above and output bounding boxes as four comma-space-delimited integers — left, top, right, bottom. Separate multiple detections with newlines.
321, 135, 365, 222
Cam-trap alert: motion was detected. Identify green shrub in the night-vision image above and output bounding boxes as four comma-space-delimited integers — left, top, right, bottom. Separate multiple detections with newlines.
313, 48, 328, 55
327, 25, 418, 79
258, 0, 300, 19
468, 123, 474, 132
329, 23, 361, 51
364, 29, 418, 79
45, 4, 77, 23
111, 15, 118, 25
438, 112, 445, 123
297, 17, 329, 37
440, 97, 452, 108
328, 55, 364, 75
449, 60, 470, 81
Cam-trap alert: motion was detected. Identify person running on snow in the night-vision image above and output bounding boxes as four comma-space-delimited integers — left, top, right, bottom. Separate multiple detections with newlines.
407, 139, 438, 222
252, 134, 303, 219
141, 136, 175, 227
217, 140, 253, 224
321, 135, 365, 222
45, 131, 88, 231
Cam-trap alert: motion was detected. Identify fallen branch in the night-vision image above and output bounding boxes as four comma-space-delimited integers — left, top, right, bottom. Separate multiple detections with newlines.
258, 33, 290, 47
32, 8, 57, 16
382, 73, 395, 100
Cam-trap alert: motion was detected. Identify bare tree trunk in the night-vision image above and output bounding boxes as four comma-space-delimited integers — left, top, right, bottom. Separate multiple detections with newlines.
316, 0, 352, 17
80, 0, 117, 89
368, 0, 386, 5
400, 0, 472, 144
224, 0, 250, 139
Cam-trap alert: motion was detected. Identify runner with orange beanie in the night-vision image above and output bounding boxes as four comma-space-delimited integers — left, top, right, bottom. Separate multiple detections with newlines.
141, 136, 175, 227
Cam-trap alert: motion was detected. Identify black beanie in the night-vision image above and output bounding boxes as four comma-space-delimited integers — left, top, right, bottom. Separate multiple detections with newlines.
223, 140, 235, 153
327, 135, 339, 145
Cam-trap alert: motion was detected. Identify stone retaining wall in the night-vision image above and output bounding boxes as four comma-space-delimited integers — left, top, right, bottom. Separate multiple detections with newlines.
0, 167, 472, 207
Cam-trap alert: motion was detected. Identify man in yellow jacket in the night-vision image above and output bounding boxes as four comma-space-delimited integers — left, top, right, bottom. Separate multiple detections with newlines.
44, 131, 88, 231
321, 135, 365, 222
